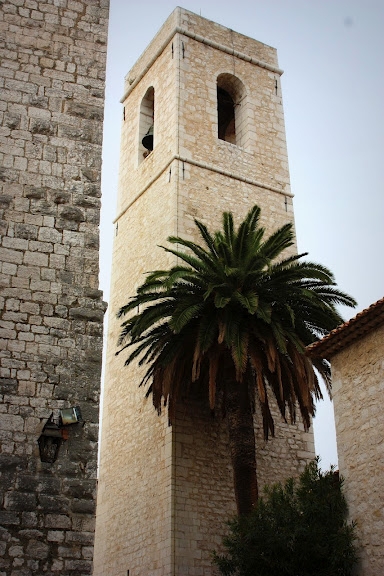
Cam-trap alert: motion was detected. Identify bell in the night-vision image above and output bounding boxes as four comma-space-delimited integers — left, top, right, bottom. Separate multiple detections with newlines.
142, 124, 154, 151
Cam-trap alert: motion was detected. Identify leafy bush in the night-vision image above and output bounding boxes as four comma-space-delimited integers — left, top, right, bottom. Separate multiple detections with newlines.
214, 459, 357, 576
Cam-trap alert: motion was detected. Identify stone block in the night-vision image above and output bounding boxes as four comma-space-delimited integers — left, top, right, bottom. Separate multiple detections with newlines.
65, 101, 104, 121
18, 529, 44, 540
8, 545, 23, 558
23, 251, 48, 267
38, 227, 62, 243
16, 475, 39, 493
0, 511, 20, 526
38, 495, 70, 514
59, 206, 85, 222
58, 545, 81, 559
64, 559, 92, 573
21, 512, 38, 528
45, 514, 71, 530
0, 414, 24, 432
0, 378, 18, 394
51, 191, 70, 204
46, 529, 65, 543
82, 546, 94, 559
26, 539, 49, 559
29, 118, 56, 136
70, 499, 95, 514
65, 531, 94, 545
68, 307, 104, 322
63, 479, 96, 500
24, 416, 41, 433
0, 247, 23, 265
37, 476, 61, 494
4, 492, 36, 512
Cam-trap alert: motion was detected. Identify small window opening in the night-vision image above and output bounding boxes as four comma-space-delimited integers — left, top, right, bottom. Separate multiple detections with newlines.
216, 73, 246, 147
139, 86, 154, 164
217, 87, 236, 143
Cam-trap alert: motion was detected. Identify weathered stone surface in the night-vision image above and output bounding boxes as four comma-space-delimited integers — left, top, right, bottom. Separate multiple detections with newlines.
71, 499, 96, 514
65, 102, 104, 121
68, 307, 104, 322
0, 195, 12, 207
29, 119, 56, 136
15, 476, 39, 493
59, 207, 85, 222
63, 480, 95, 500
38, 495, 70, 514
81, 168, 99, 182
64, 559, 92, 573
26, 539, 49, 559
0, 0, 109, 574
332, 323, 384, 576
45, 514, 71, 530
0, 378, 18, 394
0, 455, 27, 473
4, 493, 36, 512
14, 224, 38, 240
0, 511, 20, 525
51, 192, 71, 204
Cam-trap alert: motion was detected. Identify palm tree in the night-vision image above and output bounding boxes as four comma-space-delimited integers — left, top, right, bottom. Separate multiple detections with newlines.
116, 205, 356, 515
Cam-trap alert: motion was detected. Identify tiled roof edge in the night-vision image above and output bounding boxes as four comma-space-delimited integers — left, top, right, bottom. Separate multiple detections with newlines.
306, 297, 384, 359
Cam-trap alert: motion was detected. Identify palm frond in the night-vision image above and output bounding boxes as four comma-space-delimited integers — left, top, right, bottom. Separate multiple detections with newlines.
258, 222, 295, 263
170, 301, 204, 333
116, 203, 355, 441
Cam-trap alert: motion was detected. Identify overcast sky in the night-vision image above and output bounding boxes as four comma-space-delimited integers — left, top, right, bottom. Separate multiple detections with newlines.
100, 0, 384, 470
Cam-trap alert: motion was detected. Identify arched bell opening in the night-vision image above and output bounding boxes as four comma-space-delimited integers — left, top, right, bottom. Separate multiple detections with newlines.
217, 87, 236, 143
217, 74, 246, 147
139, 86, 154, 164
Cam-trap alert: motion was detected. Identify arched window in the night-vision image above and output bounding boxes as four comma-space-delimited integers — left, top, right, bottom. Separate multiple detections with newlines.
139, 86, 154, 163
217, 87, 235, 143
217, 74, 246, 147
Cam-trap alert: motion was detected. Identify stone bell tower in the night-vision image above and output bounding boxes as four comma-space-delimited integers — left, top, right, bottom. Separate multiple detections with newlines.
94, 8, 314, 576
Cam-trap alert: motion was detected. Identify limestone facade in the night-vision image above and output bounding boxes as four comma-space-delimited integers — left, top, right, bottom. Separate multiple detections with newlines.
0, 1, 109, 575
309, 300, 384, 576
94, 8, 314, 576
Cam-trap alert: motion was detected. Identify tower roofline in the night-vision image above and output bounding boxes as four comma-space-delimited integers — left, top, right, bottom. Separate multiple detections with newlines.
121, 7, 282, 103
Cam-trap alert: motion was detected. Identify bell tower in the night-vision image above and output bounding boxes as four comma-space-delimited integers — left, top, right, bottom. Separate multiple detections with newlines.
94, 8, 315, 575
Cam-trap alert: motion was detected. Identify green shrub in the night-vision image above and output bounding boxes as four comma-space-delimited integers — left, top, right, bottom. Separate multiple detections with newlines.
214, 459, 357, 576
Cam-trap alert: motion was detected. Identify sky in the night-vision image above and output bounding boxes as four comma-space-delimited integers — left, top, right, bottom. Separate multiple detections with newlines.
99, 0, 384, 470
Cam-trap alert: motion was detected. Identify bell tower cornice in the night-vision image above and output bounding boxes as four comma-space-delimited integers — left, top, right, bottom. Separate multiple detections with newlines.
121, 26, 283, 103
121, 7, 283, 104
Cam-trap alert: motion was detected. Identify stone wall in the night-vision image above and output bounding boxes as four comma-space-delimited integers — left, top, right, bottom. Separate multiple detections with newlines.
0, 1, 109, 574
95, 8, 314, 576
332, 324, 384, 576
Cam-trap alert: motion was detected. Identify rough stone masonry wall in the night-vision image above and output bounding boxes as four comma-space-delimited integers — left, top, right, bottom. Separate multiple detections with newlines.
331, 324, 384, 576
0, 1, 109, 575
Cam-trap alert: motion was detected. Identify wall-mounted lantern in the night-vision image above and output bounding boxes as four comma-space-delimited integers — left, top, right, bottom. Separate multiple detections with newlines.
38, 406, 83, 464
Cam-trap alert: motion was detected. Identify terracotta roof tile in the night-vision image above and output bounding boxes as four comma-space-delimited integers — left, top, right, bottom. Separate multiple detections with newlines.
306, 297, 384, 359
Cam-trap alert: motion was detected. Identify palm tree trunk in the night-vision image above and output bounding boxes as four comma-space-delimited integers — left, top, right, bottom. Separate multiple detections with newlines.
225, 375, 258, 515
